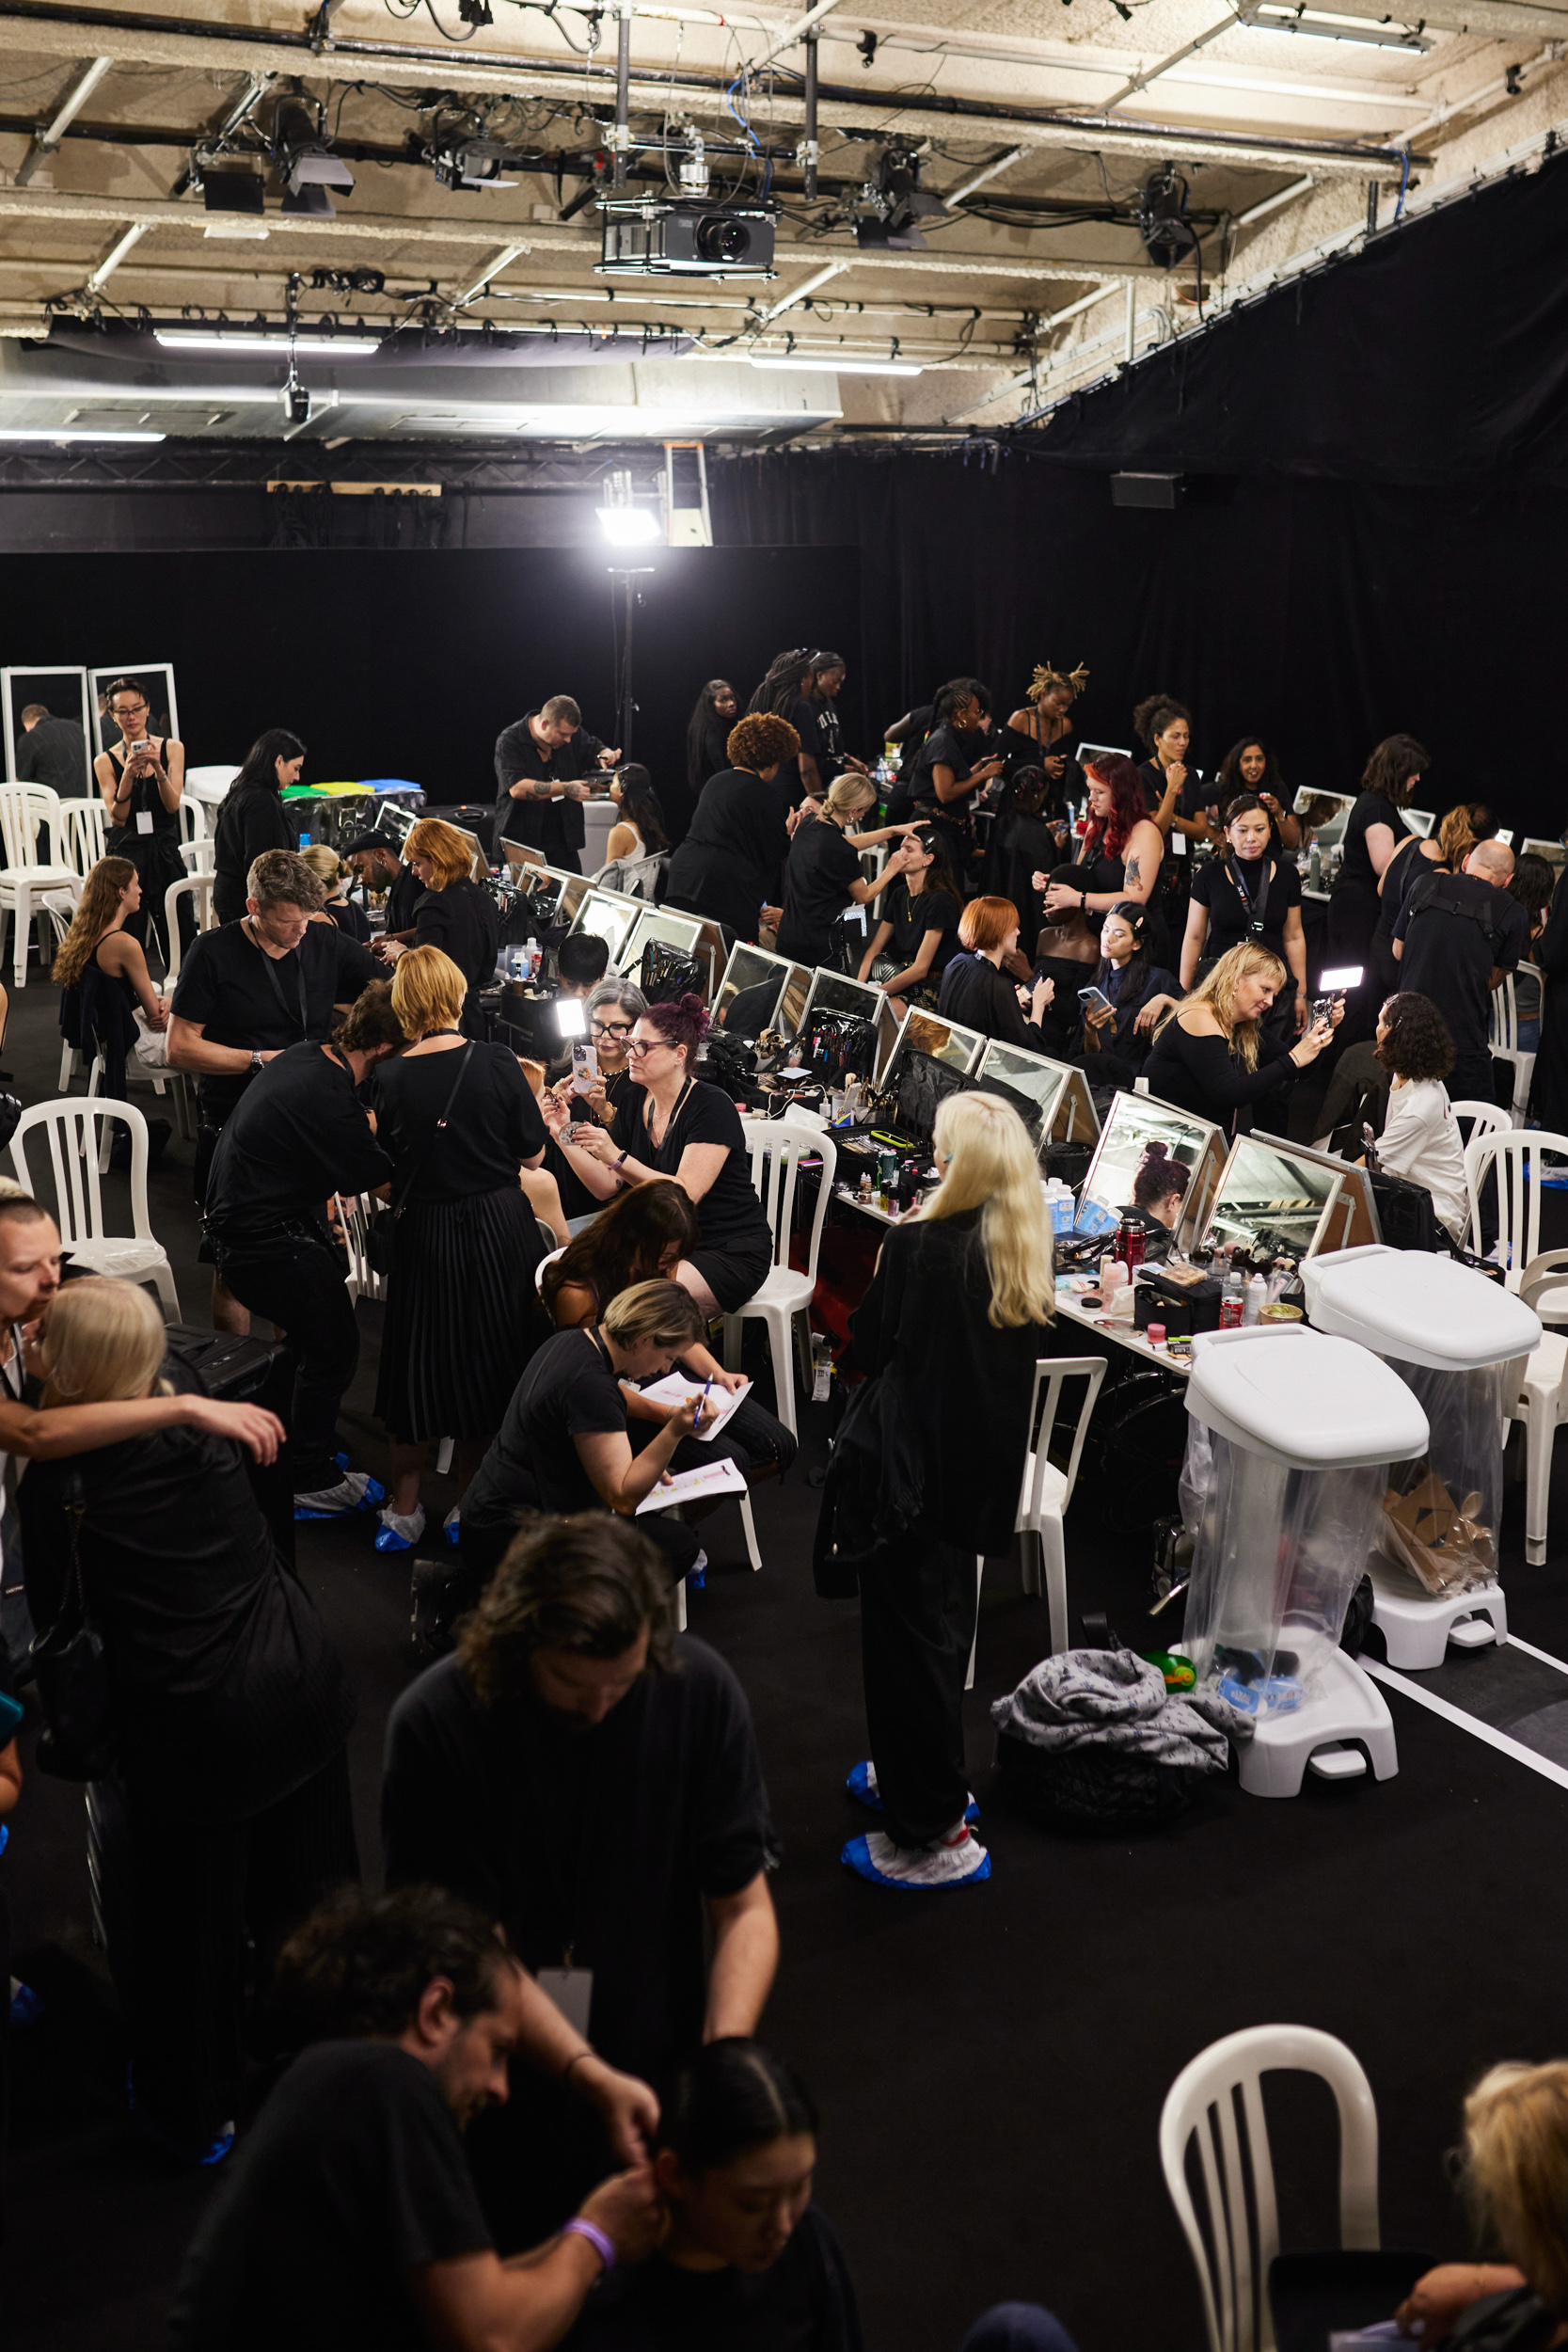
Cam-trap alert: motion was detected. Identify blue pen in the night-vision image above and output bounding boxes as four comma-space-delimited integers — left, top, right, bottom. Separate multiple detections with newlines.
698, 1374, 713, 1425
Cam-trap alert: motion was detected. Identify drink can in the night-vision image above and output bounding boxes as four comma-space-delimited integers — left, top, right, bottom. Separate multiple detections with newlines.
1218, 1297, 1243, 1328
879, 1149, 899, 1187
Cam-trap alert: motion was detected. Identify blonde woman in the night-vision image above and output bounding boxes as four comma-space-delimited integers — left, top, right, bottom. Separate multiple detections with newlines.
1140, 941, 1336, 1139
371, 946, 550, 1551
775, 774, 917, 971
1395, 2061, 1568, 2348
18, 1279, 354, 2168
819, 1089, 1054, 1892
301, 843, 371, 946
376, 816, 499, 1038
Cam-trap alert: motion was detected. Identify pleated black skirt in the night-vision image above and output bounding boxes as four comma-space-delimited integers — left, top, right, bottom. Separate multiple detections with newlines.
374, 1184, 546, 1444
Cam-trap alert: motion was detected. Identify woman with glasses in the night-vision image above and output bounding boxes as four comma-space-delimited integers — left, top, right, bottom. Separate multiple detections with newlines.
93, 675, 193, 967
539, 978, 648, 1225
544, 994, 771, 1315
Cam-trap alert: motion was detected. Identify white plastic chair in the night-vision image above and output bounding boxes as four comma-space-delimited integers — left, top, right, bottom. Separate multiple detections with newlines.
56, 795, 107, 880
722, 1118, 837, 1438
163, 872, 216, 986
1465, 1127, 1568, 1286
0, 784, 81, 988
1490, 967, 1538, 1123
1507, 1248, 1568, 1565
180, 837, 216, 876
1160, 2026, 1380, 2352
968, 1355, 1107, 1692
1449, 1100, 1512, 1143
8, 1098, 180, 1319
178, 797, 208, 844
534, 1245, 566, 1295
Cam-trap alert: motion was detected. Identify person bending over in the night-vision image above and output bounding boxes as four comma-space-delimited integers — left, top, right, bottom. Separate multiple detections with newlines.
169, 1883, 662, 2352
567, 2039, 863, 2352
818, 1090, 1055, 1891
494, 693, 621, 878
1365, 993, 1469, 1245
204, 981, 404, 1521
382, 1513, 779, 2249
1393, 835, 1527, 1110
1393, 2059, 1568, 2350
559, 931, 612, 1002
664, 713, 796, 945
1141, 943, 1335, 1142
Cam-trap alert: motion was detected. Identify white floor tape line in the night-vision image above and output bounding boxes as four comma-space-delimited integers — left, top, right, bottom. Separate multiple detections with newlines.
1497, 1632, 1568, 1677
1362, 1659, 1568, 1794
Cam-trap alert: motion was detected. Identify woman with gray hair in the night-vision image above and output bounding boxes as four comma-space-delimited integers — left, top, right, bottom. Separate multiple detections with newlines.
538, 976, 649, 1224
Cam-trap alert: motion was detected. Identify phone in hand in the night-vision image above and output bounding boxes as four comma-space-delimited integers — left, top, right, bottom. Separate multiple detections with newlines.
1078, 986, 1115, 1017
571, 1041, 599, 1096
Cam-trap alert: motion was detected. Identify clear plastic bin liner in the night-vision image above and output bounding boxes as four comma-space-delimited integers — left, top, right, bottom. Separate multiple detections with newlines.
1377, 1356, 1509, 1597
1180, 1422, 1387, 1714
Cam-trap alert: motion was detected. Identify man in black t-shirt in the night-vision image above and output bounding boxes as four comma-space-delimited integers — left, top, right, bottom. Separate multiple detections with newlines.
383, 1515, 778, 2249
169, 1883, 661, 2352
344, 827, 422, 938
169, 850, 380, 1333
494, 694, 620, 874
16, 703, 87, 795
1394, 837, 1527, 1107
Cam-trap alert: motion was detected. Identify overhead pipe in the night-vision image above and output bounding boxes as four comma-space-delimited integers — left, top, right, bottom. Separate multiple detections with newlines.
800, 25, 818, 199
15, 51, 113, 184
83, 218, 145, 292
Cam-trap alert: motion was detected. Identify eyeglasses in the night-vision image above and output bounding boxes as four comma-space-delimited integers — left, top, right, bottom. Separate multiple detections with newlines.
591, 1020, 632, 1040
624, 1038, 668, 1059
112, 702, 149, 715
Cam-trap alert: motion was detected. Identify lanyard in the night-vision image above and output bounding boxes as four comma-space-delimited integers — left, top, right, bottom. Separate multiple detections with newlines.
247, 922, 309, 1036
1227, 854, 1271, 934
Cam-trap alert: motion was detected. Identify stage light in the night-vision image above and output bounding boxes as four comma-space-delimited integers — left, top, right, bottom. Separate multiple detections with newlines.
154, 330, 382, 357
597, 506, 661, 545
0, 428, 166, 442
749, 355, 923, 376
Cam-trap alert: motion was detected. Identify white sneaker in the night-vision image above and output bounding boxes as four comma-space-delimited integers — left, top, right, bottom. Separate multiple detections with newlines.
841, 1825, 991, 1889
375, 1503, 426, 1554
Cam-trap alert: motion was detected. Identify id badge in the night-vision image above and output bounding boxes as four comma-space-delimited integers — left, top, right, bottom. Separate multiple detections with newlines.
536, 1966, 594, 2036
135, 809, 153, 834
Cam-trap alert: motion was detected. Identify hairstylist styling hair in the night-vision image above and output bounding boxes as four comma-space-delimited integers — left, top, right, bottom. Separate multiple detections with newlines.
1142, 942, 1337, 1140
546, 995, 772, 1317
664, 713, 796, 946
937, 897, 1053, 1049
819, 1090, 1054, 1892
1038, 753, 1170, 962
1180, 791, 1308, 1031
213, 731, 304, 928
375, 817, 500, 1041
776, 776, 916, 974
1326, 730, 1430, 971
93, 674, 192, 964
493, 692, 621, 878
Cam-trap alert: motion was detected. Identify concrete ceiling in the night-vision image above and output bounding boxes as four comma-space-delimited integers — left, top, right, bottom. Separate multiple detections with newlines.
0, 0, 1562, 442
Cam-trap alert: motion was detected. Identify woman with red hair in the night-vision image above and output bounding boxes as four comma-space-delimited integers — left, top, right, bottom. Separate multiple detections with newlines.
1035, 754, 1170, 962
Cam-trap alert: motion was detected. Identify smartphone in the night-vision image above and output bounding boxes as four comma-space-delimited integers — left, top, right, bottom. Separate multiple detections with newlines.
1311, 996, 1332, 1024
1078, 986, 1115, 1015
570, 1040, 599, 1096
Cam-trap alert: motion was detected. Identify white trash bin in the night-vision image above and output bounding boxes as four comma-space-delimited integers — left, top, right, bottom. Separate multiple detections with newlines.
1301, 1245, 1541, 1667
1180, 1326, 1429, 1796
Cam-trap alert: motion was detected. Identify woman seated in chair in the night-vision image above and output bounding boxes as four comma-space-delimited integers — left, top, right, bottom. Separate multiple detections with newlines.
543, 1183, 795, 1485
1362, 992, 1469, 1247
601, 765, 670, 884
55, 857, 173, 1163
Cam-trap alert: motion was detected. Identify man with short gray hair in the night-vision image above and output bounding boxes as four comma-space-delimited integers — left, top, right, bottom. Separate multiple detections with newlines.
493, 693, 621, 876
1394, 833, 1528, 1108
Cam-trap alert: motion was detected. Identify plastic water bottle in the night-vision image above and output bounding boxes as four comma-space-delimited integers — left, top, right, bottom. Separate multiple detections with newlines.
298, 831, 310, 850
524, 935, 538, 981
1219, 1263, 1245, 1328
1243, 1270, 1266, 1327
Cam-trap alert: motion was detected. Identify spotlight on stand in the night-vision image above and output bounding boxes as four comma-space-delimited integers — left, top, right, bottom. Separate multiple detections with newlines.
1136, 163, 1198, 270
856, 147, 943, 251
596, 469, 660, 546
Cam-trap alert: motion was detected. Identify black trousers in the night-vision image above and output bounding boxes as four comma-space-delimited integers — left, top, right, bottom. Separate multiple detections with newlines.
859, 1516, 978, 1850
215, 1236, 359, 1495
1449, 1047, 1508, 1111
91, 1748, 357, 2141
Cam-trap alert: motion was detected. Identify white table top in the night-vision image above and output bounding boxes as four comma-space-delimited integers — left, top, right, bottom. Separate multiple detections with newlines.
1054, 1280, 1192, 1376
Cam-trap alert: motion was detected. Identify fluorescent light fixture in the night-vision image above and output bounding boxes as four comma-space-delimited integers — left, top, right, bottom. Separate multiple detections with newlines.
0, 427, 166, 442
596, 506, 661, 545
750, 355, 922, 376
153, 330, 381, 357
203, 222, 270, 241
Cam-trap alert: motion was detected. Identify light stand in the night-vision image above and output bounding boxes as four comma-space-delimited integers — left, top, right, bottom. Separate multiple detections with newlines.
608, 565, 655, 756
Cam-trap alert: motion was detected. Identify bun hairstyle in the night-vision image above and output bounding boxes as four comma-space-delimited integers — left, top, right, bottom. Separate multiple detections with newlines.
1132, 1140, 1193, 1211
642, 992, 710, 1068
1132, 693, 1191, 753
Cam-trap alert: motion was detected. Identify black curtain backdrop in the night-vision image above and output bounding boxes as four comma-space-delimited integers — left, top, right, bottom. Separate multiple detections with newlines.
0, 544, 862, 842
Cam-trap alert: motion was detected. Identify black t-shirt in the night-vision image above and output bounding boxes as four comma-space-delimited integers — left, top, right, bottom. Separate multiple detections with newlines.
883, 880, 960, 978
16, 715, 87, 795
371, 1042, 546, 1202
171, 919, 381, 1115
908, 725, 981, 808
384, 865, 423, 936
412, 878, 501, 991
168, 2042, 491, 2352
1337, 791, 1411, 897
1191, 853, 1302, 961
476, 1325, 626, 1516
665, 770, 791, 943
494, 710, 608, 853
568, 2206, 864, 2352
610, 1081, 770, 1267
205, 1041, 392, 1235
323, 897, 372, 945
382, 1638, 772, 2076
19, 1426, 352, 1821
776, 818, 863, 968
213, 790, 296, 927
1394, 871, 1528, 1058
790, 693, 843, 787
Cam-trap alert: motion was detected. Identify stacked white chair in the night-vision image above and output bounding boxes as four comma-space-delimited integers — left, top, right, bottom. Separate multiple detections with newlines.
968, 1354, 1107, 1691
723, 1117, 837, 1438
0, 784, 82, 989
9, 1098, 180, 1319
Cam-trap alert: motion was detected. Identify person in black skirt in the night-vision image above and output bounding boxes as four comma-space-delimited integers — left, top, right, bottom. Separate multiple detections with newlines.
1326, 732, 1430, 972
1180, 791, 1307, 1036
371, 946, 550, 1552
546, 994, 771, 1317
212, 731, 304, 929
93, 675, 198, 965
377, 817, 499, 1041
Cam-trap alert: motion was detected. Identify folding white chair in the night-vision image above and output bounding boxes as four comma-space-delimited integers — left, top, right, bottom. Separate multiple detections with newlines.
9, 1098, 180, 1319
1161, 2026, 1380, 2352
85, 1026, 193, 1141
0, 784, 81, 988
1490, 967, 1538, 1123
163, 872, 215, 986
722, 1118, 837, 1438
968, 1355, 1107, 1692
1465, 1127, 1568, 1287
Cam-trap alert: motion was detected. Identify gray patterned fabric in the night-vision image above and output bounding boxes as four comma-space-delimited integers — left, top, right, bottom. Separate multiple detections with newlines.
990, 1647, 1246, 1771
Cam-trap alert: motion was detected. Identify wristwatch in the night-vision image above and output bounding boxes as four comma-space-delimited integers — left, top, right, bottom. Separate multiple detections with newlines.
249, 1051, 263, 1073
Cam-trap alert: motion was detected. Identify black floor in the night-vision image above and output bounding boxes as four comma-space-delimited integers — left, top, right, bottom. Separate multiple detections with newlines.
4, 973, 1568, 2352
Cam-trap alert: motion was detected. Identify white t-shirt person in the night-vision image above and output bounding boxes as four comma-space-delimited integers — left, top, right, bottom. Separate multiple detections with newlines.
1378, 1075, 1470, 1244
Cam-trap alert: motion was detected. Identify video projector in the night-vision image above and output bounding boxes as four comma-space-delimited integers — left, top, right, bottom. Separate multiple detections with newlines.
597, 197, 778, 279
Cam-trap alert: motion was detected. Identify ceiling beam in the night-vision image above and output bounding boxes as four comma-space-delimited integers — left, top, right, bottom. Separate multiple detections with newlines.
1300, 0, 1568, 35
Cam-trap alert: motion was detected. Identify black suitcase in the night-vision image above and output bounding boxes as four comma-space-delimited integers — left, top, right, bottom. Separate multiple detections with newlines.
163, 1326, 295, 1566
